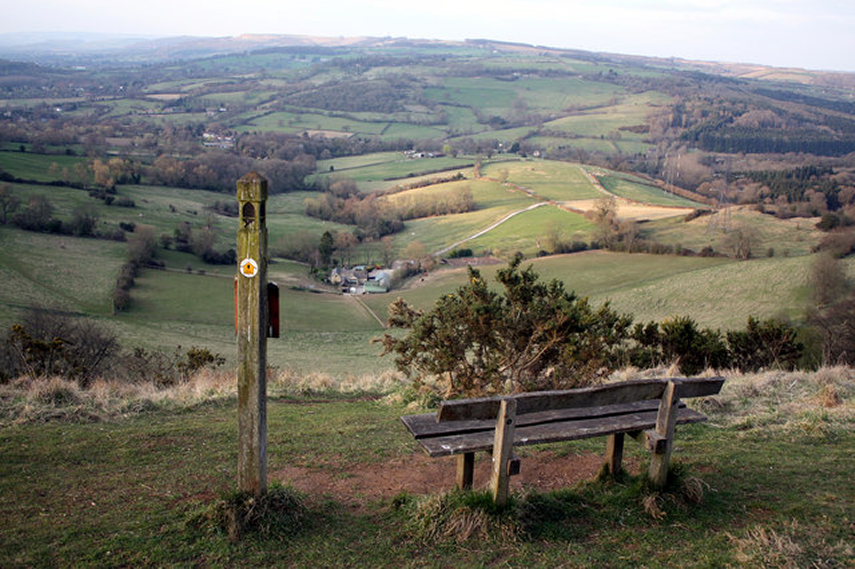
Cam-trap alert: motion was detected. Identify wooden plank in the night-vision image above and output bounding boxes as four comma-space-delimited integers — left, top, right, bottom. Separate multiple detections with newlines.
436, 377, 724, 422
648, 381, 679, 488
402, 399, 665, 439
490, 399, 516, 505
416, 406, 708, 457
437, 379, 667, 422
675, 377, 725, 398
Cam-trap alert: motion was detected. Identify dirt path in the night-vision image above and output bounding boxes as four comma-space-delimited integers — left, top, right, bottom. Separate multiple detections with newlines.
272, 450, 638, 511
349, 294, 387, 328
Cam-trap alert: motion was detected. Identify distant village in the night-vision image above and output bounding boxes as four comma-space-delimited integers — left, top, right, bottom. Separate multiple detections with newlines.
328, 262, 405, 295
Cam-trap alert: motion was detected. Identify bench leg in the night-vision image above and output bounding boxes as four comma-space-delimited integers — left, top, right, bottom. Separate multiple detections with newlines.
648, 381, 678, 488
490, 398, 517, 506
456, 452, 475, 491
606, 433, 625, 477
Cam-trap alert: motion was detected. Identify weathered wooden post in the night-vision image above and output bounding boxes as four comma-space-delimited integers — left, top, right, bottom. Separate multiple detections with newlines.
236, 172, 269, 495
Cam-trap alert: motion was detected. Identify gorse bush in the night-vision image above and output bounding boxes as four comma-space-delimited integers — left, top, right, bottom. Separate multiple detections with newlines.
379, 254, 633, 397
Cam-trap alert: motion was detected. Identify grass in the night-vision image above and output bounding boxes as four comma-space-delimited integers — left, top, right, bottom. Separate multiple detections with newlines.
0, 151, 87, 182
594, 170, 705, 208
0, 225, 126, 320
482, 160, 603, 201
0, 366, 851, 567
645, 206, 824, 258
360, 251, 822, 332
313, 156, 475, 187
464, 205, 595, 257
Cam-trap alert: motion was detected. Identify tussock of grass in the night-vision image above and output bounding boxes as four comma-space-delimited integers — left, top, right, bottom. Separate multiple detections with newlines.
395, 490, 521, 544
188, 483, 308, 542
397, 466, 711, 544
727, 519, 854, 569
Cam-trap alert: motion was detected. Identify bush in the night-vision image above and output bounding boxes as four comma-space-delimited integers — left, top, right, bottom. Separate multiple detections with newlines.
3, 310, 119, 387
726, 317, 804, 372
378, 254, 632, 397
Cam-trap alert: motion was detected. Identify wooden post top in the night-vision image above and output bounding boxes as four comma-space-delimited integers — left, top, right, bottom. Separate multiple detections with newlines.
237, 172, 268, 202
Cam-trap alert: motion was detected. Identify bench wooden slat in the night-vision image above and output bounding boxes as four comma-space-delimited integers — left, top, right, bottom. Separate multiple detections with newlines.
413, 406, 708, 457
436, 377, 724, 422
402, 399, 669, 440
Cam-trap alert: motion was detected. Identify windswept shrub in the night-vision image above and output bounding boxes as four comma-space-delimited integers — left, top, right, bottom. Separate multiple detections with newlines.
378, 254, 632, 397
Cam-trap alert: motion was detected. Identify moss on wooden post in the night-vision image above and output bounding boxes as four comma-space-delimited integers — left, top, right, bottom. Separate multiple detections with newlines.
236, 172, 269, 496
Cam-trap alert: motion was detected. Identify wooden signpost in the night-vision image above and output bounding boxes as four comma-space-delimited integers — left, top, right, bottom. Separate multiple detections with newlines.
236, 172, 269, 495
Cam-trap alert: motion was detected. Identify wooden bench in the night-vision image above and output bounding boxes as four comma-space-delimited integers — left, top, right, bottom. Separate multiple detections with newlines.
401, 377, 724, 504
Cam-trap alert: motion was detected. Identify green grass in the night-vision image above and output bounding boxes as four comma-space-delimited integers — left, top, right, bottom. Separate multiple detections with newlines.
593, 170, 705, 208
0, 225, 125, 320
482, 160, 603, 201
314, 156, 475, 186
645, 207, 824, 258
361, 251, 822, 331
241, 111, 387, 135
0, 372, 851, 568
423, 76, 625, 115
464, 205, 595, 257
386, 179, 537, 255
527, 136, 626, 153
316, 151, 404, 172
0, 151, 87, 182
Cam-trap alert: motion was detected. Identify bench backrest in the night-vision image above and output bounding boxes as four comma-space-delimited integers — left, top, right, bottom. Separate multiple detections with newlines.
437, 377, 724, 422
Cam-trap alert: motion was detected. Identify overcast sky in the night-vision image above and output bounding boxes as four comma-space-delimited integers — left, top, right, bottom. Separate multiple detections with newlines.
4, 0, 854, 72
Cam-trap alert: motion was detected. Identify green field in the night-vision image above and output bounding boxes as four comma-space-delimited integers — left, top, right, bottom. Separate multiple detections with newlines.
482, 160, 603, 201
645, 207, 824, 258
0, 151, 87, 182
316, 151, 404, 172
0, 225, 125, 319
387, 179, 538, 255
423, 76, 625, 115
463, 205, 595, 257
313, 156, 475, 188
360, 251, 829, 332
592, 170, 705, 208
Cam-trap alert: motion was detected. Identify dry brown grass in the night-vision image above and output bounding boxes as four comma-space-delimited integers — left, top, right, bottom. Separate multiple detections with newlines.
727, 519, 853, 569
269, 368, 406, 396
710, 366, 855, 437
0, 367, 409, 425
612, 365, 855, 438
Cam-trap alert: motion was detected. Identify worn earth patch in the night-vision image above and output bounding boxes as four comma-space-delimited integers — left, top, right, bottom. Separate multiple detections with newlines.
273, 450, 640, 510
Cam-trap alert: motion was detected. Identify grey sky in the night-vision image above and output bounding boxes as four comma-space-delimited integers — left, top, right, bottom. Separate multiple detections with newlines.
4, 0, 853, 72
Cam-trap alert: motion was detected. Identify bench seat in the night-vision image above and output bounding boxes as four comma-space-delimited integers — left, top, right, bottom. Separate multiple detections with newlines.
402, 401, 707, 457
